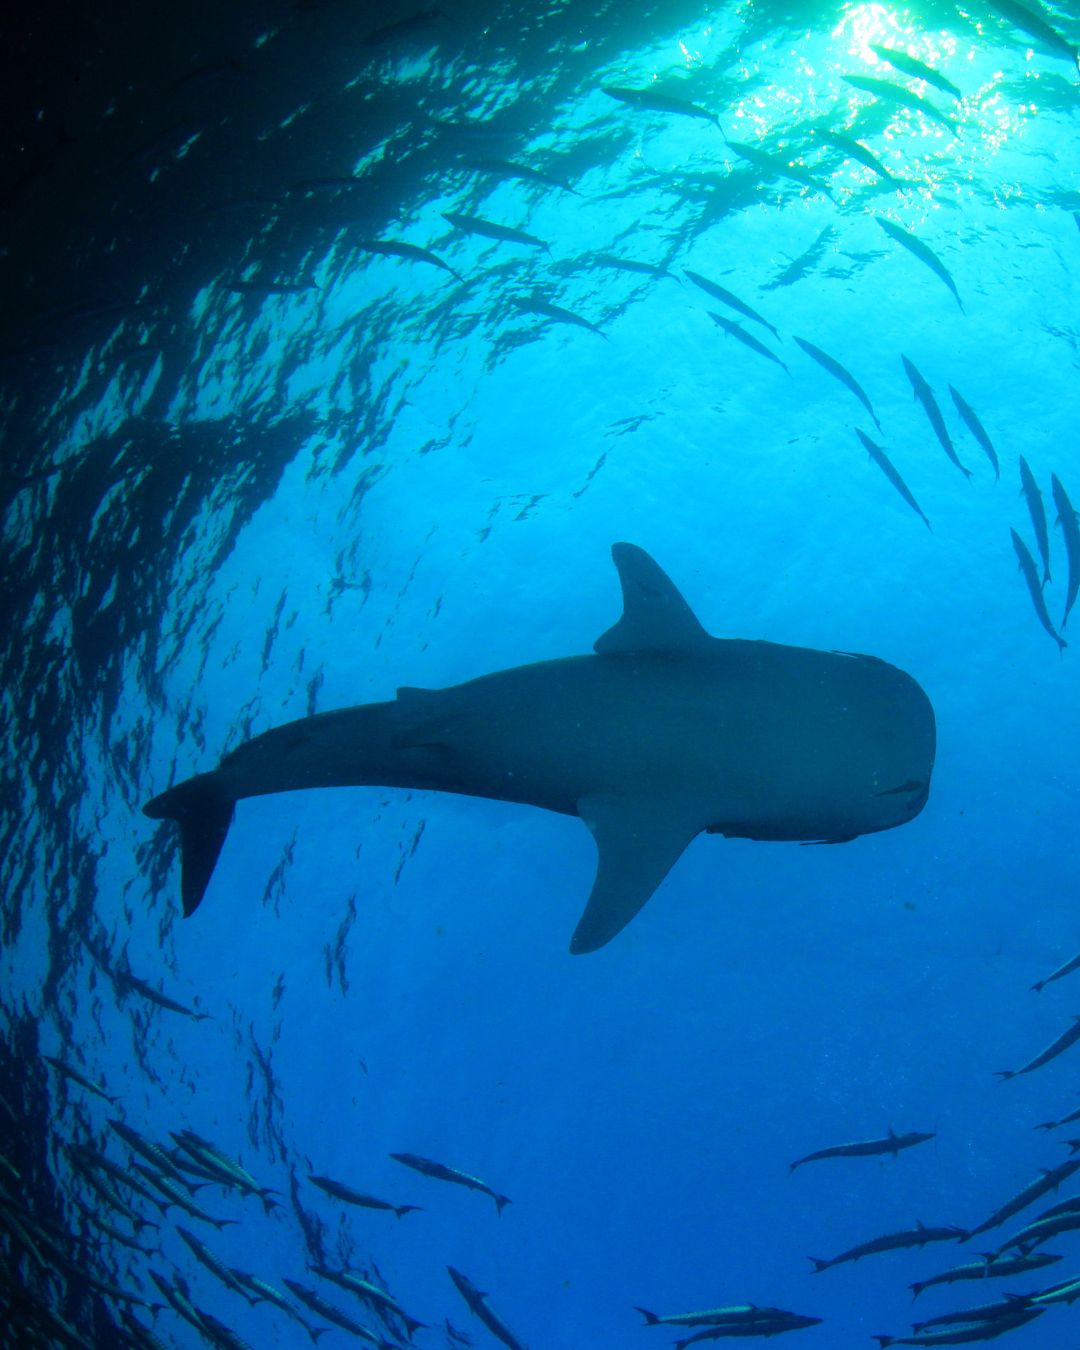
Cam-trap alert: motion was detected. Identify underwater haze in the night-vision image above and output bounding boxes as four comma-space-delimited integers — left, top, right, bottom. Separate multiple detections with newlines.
2, 0, 1080, 1346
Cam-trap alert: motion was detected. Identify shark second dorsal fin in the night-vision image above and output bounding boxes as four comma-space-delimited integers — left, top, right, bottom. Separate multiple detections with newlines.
594, 543, 711, 655
570, 792, 701, 954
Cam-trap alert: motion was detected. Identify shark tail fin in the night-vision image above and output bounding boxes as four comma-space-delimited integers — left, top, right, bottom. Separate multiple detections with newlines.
143, 772, 235, 916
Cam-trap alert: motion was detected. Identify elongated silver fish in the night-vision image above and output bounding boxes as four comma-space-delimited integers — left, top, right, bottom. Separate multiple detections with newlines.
310, 1172, 421, 1218
795, 337, 880, 429
902, 357, 970, 479
876, 218, 963, 312
869, 44, 962, 99
856, 430, 932, 532
997, 1007, 1080, 1079
1008, 530, 1064, 653
448, 1267, 528, 1350
790, 1127, 933, 1172
1019, 456, 1052, 583
442, 211, 550, 252
845, 76, 956, 132
1051, 473, 1080, 627
948, 387, 999, 479
602, 85, 721, 127
389, 1152, 510, 1213
811, 1221, 966, 1272
686, 270, 779, 339
985, 0, 1078, 67
1032, 947, 1080, 993
708, 312, 788, 373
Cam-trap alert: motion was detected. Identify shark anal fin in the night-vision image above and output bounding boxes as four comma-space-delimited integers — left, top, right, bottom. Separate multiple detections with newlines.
594, 543, 711, 656
570, 793, 700, 954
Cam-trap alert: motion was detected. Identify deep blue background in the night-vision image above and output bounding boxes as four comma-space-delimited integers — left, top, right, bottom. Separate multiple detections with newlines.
2, 0, 1079, 1346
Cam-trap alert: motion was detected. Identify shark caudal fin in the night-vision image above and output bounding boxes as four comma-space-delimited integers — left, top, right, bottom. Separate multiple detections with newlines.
143, 773, 234, 916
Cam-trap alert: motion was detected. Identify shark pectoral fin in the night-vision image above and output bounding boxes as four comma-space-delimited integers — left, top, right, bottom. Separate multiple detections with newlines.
570, 794, 700, 954
594, 543, 711, 655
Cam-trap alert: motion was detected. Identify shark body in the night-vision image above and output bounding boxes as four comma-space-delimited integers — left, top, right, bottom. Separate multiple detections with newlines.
144, 544, 935, 954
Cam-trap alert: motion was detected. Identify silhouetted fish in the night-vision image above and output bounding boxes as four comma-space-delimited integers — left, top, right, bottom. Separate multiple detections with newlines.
910, 1250, 1062, 1299
602, 85, 721, 127
1032, 946, 1080, 993
686, 270, 779, 338
442, 211, 550, 252
708, 312, 788, 373
468, 156, 578, 194
997, 1008, 1080, 1079
1019, 456, 1052, 584
814, 130, 902, 184
902, 357, 970, 478
811, 1221, 966, 1272
844, 76, 957, 132
856, 430, 933, 532
963, 1158, 1080, 1237
510, 292, 606, 337
726, 139, 832, 198
985, 0, 1078, 66
354, 239, 462, 282
877, 218, 963, 311
43, 1055, 118, 1106
948, 386, 999, 479
591, 253, 673, 278
448, 1267, 527, 1350
1009, 530, 1065, 652
794, 338, 881, 429
309, 1173, 421, 1218
790, 1128, 934, 1172
1050, 473, 1080, 626
390, 1152, 510, 1213
869, 44, 963, 99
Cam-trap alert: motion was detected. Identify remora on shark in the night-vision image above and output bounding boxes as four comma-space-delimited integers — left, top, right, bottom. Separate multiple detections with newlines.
144, 543, 935, 953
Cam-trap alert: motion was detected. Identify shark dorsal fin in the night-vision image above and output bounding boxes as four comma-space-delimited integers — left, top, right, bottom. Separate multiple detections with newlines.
594, 543, 711, 655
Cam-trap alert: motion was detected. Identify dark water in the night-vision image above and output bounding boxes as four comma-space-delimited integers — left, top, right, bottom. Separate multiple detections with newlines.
2, 0, 1080, 1346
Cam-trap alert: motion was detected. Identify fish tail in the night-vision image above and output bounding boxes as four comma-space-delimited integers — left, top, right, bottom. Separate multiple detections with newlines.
1034, 1120, 1056, 1130
307, 1326, 330, 1344
1032, 980, 1046, 993
873, 1338, 895, 1348
808, 1257, 830, 1274
994, 1070, 1016, 1081
395, 1204, 423, 1218
909, 1282, 924, 1299
494, 1193, 512, 1216
143, 772, 235, 916
634, 1308, 661, 1325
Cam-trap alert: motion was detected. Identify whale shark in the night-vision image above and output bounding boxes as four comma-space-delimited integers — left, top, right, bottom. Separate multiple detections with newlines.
144, 543, 935, 953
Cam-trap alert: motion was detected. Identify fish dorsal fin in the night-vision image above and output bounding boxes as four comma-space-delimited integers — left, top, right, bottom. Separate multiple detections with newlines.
570, 792, 701, 954
594, 543, 711, 655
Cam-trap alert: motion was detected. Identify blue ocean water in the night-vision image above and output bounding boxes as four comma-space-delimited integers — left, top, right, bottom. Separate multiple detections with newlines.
2, 0, 1080, 1346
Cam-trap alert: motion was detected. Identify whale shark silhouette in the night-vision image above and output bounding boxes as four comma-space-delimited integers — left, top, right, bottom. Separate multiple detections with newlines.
144, 543, 935, 953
